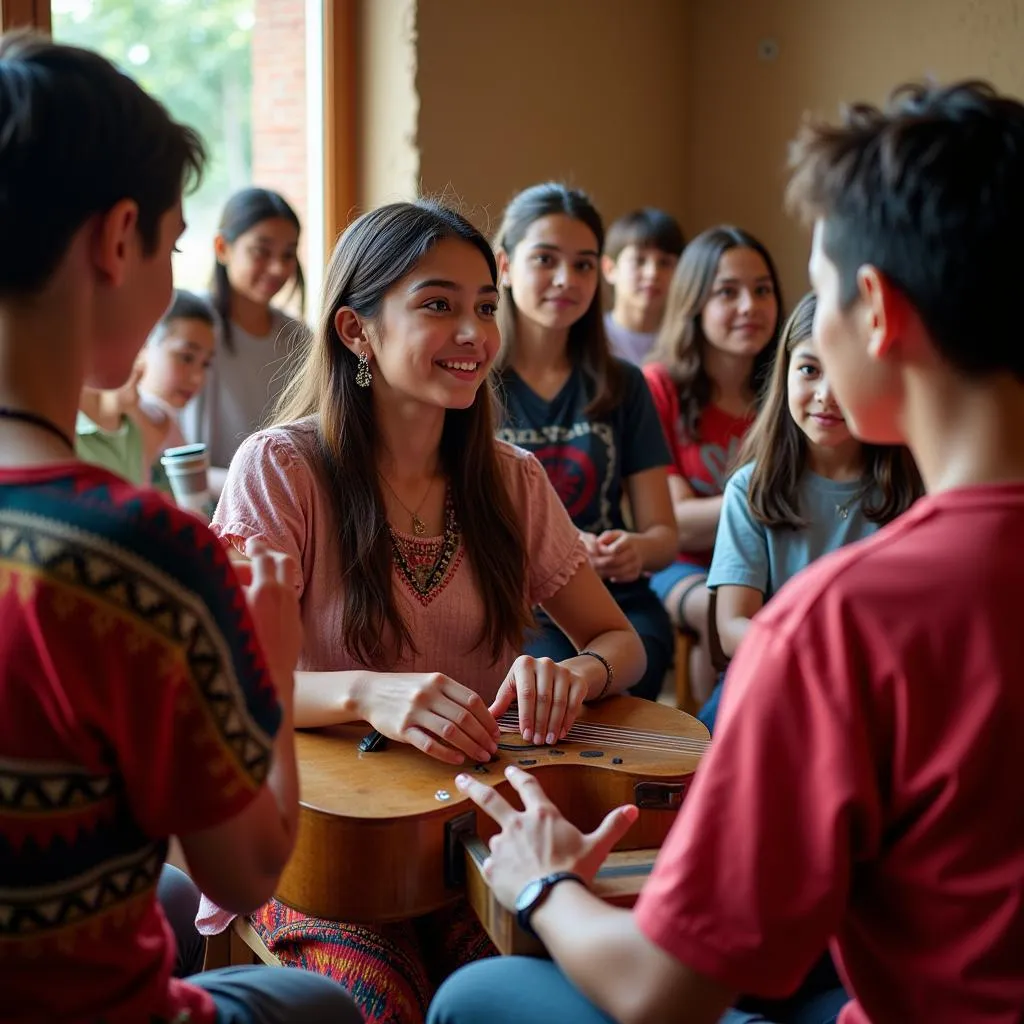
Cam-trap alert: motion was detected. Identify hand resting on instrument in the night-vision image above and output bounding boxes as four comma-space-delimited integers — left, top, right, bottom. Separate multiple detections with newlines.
489, 654, 592, 747
355, 671, 501, 766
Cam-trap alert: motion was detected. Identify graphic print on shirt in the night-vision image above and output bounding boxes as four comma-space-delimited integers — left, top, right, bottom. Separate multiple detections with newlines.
497, 420, 618, 531
687, 434, 744, 496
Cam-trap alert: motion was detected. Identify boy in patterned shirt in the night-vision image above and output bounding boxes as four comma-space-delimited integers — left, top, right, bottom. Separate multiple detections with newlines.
0, 31, 359, 1024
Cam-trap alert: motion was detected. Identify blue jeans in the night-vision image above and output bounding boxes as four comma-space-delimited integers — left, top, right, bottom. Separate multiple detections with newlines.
158, 865, 362, 1024
527, 579, 673, 702
649, 559, 707, 609
427, 954, 848, 1024
698, 675, 726, 732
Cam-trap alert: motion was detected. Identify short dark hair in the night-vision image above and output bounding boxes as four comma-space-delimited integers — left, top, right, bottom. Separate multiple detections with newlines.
0, 30, 205, 299
151, 289, 214, 344
605, 208, 685, 262
787, 79, 1024, 380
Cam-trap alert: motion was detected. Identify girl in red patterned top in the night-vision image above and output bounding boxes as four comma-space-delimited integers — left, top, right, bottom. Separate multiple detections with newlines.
643, 227, 781, 705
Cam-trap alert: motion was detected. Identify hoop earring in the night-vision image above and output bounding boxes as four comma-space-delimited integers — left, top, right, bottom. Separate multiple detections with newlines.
355, 351, 373, 388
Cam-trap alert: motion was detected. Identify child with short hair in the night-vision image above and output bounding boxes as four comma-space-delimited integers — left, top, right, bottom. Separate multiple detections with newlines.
76, 364, 149, 483
77, 289, 216, 489
137, 288, 216, 452
428, 78, 1024, 1024
601, 207, 684, 364
0, 30, 358, 1023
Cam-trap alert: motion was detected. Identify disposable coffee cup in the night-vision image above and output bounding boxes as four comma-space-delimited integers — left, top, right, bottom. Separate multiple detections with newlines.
160, 443, 214, 518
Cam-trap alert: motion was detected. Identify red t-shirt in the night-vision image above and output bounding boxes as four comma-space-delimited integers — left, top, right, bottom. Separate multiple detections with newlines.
634, 483, 1024, 1023
0, 464, 282, 1023
642, 362, 753, 566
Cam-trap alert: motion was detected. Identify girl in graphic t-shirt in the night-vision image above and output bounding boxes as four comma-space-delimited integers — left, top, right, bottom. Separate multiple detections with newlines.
492, 182, 678, 702
643, 226, 782, 705
198, 199, 646, 1024
181, 187, 309, 491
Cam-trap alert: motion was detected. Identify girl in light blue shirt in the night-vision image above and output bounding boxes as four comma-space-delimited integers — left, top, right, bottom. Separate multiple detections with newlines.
708, 292, 922, 691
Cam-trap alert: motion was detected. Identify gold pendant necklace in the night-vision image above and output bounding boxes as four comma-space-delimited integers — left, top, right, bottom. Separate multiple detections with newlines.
379, 474, 433, 536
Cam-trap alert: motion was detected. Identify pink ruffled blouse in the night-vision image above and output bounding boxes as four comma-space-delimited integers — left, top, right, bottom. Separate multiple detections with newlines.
198, 419, 586, 934
211, 417, 587, 704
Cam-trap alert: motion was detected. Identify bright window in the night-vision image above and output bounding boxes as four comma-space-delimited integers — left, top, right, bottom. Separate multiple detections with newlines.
52, 0, 255, 291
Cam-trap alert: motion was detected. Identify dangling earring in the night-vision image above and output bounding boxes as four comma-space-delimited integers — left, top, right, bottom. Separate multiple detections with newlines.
355, 351, 372, 388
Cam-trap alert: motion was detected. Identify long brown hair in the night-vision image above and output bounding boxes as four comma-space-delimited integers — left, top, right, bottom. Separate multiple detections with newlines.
274, 200, 530, 667
738, 292, 923, 529
649, 226, 782, 438
493, 182, 623, 415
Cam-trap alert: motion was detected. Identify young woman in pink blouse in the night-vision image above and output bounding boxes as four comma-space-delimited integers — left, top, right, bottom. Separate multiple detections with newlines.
205, 200, 646, 1024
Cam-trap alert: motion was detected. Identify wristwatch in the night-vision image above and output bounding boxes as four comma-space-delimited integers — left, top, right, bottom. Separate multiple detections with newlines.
515, 871, 586, 939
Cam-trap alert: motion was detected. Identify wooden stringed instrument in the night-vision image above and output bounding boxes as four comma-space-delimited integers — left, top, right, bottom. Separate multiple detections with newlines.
275, 696, 709, 930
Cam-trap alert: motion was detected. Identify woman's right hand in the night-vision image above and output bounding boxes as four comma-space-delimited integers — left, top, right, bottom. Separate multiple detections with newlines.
362, 673, 501, 766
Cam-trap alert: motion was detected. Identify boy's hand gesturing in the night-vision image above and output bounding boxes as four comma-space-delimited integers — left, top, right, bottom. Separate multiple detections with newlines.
243, 538, 302, 701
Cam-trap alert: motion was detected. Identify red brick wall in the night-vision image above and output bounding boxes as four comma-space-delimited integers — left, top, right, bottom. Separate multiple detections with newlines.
252, 0, 309, 288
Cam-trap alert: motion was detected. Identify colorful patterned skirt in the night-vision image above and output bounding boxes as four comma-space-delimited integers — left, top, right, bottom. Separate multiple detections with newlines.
251, 897, 497, 1024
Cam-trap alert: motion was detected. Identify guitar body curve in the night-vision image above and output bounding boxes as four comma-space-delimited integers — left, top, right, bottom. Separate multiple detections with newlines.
276, 695, 708, 923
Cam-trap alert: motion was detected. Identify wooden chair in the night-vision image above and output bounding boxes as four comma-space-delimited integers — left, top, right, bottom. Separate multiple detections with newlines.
673, 628, 697, 714
707, 588, 731, 674
204, 918, 281, 970
675, 590, 731, 717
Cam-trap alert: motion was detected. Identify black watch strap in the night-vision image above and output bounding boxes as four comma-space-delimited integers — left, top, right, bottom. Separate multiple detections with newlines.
515, 871, 586, 939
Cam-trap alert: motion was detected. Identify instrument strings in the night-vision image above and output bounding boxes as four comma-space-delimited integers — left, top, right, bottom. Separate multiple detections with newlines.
495, 712, 708, 756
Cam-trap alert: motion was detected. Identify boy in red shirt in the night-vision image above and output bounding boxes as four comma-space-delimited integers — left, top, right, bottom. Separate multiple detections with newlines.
429, 81, 1024, 1024
0, 31, 359, 1023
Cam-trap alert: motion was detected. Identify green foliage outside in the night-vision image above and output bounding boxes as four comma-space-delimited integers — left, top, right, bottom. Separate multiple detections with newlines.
52, 0, 254, 289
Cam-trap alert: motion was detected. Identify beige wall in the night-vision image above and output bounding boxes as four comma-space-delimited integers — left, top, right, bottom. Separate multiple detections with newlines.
354, 0, 1024, 301
686, 0, 1024, 305
357, 0, 421, 211
412, 0, 690, 237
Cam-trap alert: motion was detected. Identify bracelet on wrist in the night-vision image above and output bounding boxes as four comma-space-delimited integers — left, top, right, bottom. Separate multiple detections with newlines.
579, 649, 614, 702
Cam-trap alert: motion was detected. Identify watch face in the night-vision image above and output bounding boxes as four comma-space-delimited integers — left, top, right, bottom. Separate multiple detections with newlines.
515, 878, 546, 913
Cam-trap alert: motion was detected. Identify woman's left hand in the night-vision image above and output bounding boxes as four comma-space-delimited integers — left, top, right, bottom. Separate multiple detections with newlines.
489, 655, 590, 746
591, 530, 643, 583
